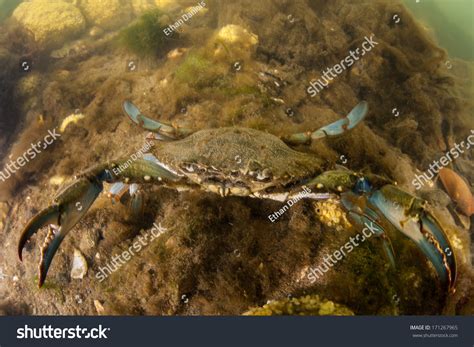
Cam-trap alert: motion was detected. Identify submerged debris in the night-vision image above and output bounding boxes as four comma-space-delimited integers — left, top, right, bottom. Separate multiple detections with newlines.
59, 112, 85, 133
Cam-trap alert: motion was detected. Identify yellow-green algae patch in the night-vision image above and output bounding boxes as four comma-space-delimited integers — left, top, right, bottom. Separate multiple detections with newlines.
245, 295, 354, 316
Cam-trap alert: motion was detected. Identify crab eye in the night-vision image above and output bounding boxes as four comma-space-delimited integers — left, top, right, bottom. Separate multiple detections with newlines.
354, 177, 372, 194
100, 169, 114, 183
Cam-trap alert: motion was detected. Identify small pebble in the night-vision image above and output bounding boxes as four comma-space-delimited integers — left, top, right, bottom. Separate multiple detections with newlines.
71, 249, 88, 280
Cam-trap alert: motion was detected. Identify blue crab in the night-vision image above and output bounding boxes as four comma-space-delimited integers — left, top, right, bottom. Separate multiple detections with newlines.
18, 101, 456, 293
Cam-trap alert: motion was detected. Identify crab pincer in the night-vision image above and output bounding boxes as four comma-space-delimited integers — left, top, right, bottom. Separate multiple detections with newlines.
18, 176, 104, 286
18, 159, 179, 287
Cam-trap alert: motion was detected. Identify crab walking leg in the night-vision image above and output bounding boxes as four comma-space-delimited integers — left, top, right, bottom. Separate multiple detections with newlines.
107, 182, 129, 204
283, 101, 368, 145
123, 100, 194, 140
18, 157, 181, 287
107, 183, 145, 216
128, 183, 145, 216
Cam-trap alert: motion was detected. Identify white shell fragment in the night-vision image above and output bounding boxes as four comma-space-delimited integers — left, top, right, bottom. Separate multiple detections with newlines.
94, 300, 105, 314
71, 249, 88, 279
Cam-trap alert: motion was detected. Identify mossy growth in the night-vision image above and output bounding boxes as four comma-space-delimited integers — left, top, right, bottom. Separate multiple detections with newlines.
118, 9, 175, 56
174, 52, 224, 88
245, 295, 354, 316
218, 85, 261, 97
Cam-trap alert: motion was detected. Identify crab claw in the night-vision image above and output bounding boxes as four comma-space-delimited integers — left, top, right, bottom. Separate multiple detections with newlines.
284, 101, 368, 144
18, 177, 103, 287
123, 100, 193, 140
369, 185, 457, 292
123, 100, 175, 133
311, 101, 368, 140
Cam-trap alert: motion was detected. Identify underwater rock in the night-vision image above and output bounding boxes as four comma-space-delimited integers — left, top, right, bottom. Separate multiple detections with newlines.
131, 0, 181, 15
48, 175, 66, 187
78, 0, 133, 31
154, 0, 179, 11
244, 295, 354, 316
70, 249, 88, 280
131, 0, 157, 15
14, 73, 41, 99
80, 229, 100, 251
50, 38, 88, 59
214, 24, 258, 60
88, 26, 105, 38
167, 47, 189, 59
12, 0, 86, 49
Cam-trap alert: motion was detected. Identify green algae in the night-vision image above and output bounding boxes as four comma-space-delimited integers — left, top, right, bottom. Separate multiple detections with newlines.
245, 295, 354, 316
118, 9, 174, 56
174, 52, 222, 87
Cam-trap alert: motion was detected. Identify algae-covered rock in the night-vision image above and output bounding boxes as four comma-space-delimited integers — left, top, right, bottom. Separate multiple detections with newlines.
132, 0, 157, 15
119, 9, 172, 56
154, 0, 179, 11
131, 0, 181, 15
78, 0, 133, 30
12, 0, 86, 49
14, 73, 42, 98
175, 52, 215, 86
214, 24, 258, 60
245, 295, 354, 316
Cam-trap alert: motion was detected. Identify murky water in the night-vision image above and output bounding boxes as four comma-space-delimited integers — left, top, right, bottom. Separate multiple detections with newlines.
403, 0, 474, 60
